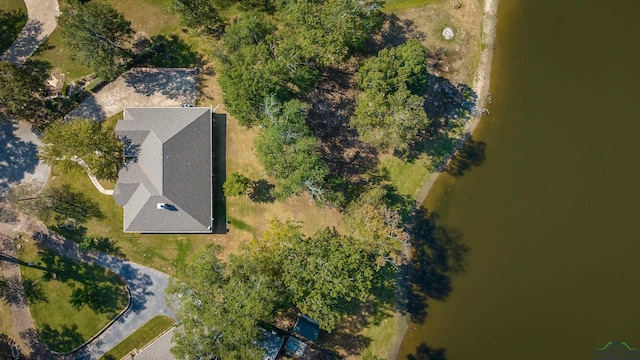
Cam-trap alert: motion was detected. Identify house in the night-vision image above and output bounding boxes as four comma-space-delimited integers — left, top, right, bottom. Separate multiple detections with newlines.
258, 327, 286, 360
113, 107, 213, 233
293, 315, 320, 342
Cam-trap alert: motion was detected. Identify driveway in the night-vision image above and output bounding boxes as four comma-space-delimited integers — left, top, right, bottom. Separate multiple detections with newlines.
1, 0, 59, 65
34, 232, 178, 359
0, 121, 51, 197
66, 67, 197, 121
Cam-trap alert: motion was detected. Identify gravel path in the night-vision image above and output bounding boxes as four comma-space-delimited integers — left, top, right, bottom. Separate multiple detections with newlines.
0, 0, 60, 65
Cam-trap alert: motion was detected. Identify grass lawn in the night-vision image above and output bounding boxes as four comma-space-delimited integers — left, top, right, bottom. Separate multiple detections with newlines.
16, 236, 128, 353
0, 272, 17, 340
99, 315, 175, 360
32, 27, 94, 81
383, 0, 440, 13
0, 0, 27, 54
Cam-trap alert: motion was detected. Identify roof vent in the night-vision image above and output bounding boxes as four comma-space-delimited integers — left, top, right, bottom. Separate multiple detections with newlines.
157, 203, 167, 209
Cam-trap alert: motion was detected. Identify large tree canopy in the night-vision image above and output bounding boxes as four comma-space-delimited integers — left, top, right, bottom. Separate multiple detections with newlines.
58, 0, 133, 80
254, 99, 329, 200
243, 219, 386, 331
352, 40, 431, 152
168, 245, 277, 360
344, 185, 411, 268
217, 13, 318, 126
38, 119, 124, 181
168, 0, 224, 36
0, 60, 47, 126
280, 0, 384, 66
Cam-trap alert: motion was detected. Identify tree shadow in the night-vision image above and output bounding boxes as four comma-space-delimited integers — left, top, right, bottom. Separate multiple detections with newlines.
305, 66, 379, 186
47, 184, 103, 223
18, 328, 51, 360
0, 275, 27, 307
406, 342, 448, 360
396, 207, 470, 325
0, 121, 39, 197
424, 76, 477, 122
444, 138, 487, 177
123, 67, 197, 105
368, 14, 426, 54
0, 333, 26, 360
1, 18, 43, 65
399, 75, 480, 166
137, 34, 202, 68
69, 279, 124, 313
248, 179, 275, 203
0, 9, 27, 54
39, 323, 84, 353
33, 231, 155, 315
23, 278, 48, 304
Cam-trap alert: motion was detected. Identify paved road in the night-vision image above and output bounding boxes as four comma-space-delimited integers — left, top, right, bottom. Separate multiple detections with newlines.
66, 68, 197, 121
1, 0, 59, 65
0, 118, 51, 198
34, 231, 178, 359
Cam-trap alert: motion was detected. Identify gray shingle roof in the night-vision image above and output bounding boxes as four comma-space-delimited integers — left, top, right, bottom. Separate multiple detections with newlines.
114, 107, 213, 233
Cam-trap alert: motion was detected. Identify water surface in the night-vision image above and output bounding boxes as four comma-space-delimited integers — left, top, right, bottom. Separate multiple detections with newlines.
400, 0, 640, 358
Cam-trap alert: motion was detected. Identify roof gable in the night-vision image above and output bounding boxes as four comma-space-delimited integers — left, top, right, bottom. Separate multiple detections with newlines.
115, 107, 213, 233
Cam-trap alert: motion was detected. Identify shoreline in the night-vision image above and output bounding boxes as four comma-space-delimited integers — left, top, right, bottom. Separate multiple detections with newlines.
414, 0, 499, 205
389, 0, 500, 358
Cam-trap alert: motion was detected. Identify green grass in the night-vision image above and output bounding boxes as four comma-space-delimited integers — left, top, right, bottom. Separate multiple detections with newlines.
380, 154, 432, 199
383, 0, 440, 13
0, 0, 28, 54
32, 27, 93, 81
17, 236, 128, 353
99, 315, 175, 360
47, 166, 210, 275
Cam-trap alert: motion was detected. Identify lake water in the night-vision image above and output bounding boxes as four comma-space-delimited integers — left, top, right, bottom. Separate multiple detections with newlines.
399, 0, 640, 359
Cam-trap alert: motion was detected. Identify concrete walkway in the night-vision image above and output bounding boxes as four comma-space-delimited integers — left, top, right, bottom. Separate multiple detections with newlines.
0, 0, 60, 65
31, 231, 178, 359
69, 156, 114, 195
66, 68, 197, 121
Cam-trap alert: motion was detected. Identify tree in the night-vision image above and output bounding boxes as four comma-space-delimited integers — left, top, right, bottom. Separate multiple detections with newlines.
217, 13, 318, 126
243, 219, 387, 332
280, 0, 384, 66
168, 245, 276, 360
344, 185, 411, 268
58, 0, 133, 80
38, 119, 124, 181
254, 100, 329, 200
0, 60, 47, 127
352, 40, 431, 152
168, 0, 224, 36
223, 171, 251, 196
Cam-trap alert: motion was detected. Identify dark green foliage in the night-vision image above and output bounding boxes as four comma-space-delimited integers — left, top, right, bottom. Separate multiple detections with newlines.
0, 9, 27, 54
168, 245, 274, 360
38, 119, 124, 181
255, 100, 329, 200
58, 0, 134, 80
223, 171, 251, 196
245, 219, 388, 332
217, 12, 319, 126
352, 40, 431, 152
0, 60, 48, 127
280, 0, 384, 66
168, 0, 224, 36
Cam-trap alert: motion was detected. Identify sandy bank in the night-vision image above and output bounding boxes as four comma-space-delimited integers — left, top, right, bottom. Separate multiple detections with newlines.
414, 0, 499, 204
